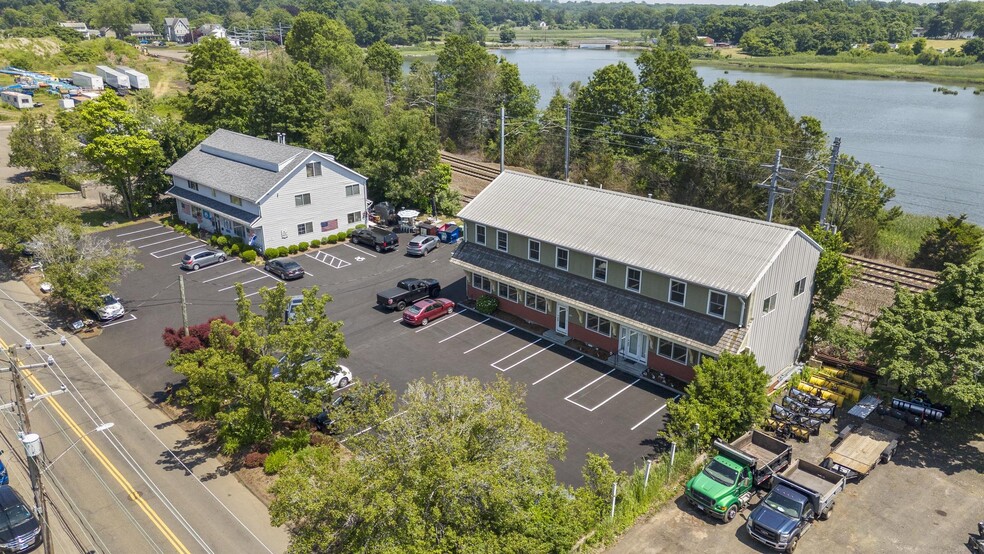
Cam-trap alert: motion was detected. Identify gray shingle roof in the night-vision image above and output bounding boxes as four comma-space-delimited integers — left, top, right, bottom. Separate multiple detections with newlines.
451, 242, 746, 355
457, 171, 820, 297
165, 129, 311, 203
164, 17, 189, 26
131, 23, 156, 34
166, 186, 259, 225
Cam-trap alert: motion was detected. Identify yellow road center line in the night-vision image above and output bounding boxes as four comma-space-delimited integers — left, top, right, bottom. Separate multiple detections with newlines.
2, 338, 191, 554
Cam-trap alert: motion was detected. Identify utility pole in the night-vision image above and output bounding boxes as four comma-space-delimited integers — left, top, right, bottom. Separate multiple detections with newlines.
179, 275, 189, 337
819, 136, 842, 229
757, 149, 791, 222
564, 102, 571, 182
499, 104, 505, 174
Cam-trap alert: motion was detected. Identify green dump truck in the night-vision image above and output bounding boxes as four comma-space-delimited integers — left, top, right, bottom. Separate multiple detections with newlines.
685, 430, 792, 522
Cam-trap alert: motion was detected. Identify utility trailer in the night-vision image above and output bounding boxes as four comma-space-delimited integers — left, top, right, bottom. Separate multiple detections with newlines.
116, 66, 150, 89
820, 395, 900, 482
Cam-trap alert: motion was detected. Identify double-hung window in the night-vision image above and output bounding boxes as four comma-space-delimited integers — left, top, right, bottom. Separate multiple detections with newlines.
496, 230, 508, 253
297, 222, 313, 235
295, 193, 311, 207
347, 211, 361, 224
707, 290, 727, 319
556, 248, 569, 271
187, 181, 199, 191
345, 184, 360, 196
593, 258, 608, 282
306, 162, 322, 177
528, 240, 540, 262
793, 277, 807, 297
669, 280, 687, 306
475, 225, 487, 246
626, 267, 641, 293
762, 293, 778, 314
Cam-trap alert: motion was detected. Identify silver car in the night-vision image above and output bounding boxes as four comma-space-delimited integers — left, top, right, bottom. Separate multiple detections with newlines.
181, 249, 226, 270
406, 235, 439, 256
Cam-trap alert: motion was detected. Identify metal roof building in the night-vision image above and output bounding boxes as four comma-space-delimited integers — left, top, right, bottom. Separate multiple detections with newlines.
452, 171, 821, 384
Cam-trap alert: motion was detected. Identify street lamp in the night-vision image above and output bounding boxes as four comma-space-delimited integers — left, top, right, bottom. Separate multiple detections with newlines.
22, 422, 114, 554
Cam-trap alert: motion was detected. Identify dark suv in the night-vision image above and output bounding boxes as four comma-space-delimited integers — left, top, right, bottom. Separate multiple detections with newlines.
350, 227, 399, 253
0, 485, 41, 553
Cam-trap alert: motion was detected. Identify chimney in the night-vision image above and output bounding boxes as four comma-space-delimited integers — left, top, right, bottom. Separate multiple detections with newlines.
276, 132, 286, 144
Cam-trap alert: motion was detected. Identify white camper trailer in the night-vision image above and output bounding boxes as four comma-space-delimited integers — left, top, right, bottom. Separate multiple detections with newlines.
71, 71, 104, 90
95, 65, 131, 90
116, 66, 150, 89
0, 91, 33, 109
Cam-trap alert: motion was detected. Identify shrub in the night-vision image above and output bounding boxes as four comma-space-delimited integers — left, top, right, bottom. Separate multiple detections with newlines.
309, 239, 320, 248
354, 224, 367, 230
476, 294, 499, 315
188, 223, 199, 235
298, 241, 309, 252
288, 244, 299, 255
327, 235, 338, 244
272, 430, 311, 453
278, 246, 289, 257
230, 243, 241, 256
243, 451, 268, 469
265, 248, 279, 259
335, 232, 347, 242
216, 235, 229, 246
241, 249, 257, 262
263, 449, 292, 475
222, 246, 232, 256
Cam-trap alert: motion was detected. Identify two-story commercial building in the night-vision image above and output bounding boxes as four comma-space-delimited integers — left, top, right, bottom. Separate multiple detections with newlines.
452, 171, 821, 385
165, 129, 368, 252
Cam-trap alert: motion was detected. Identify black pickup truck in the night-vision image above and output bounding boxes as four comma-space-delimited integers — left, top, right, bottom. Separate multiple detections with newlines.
376, 278, 441, 311
351, 226, 399, 253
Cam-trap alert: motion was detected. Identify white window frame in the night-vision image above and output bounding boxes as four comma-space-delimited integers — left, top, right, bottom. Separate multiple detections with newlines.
347, 211, 362, 224
763, 293, 778, 314
229, 195, 242, 206
524, 292, 547, 313
475, 224, 486, 246
556, 248, 569, 271
187, 181, 199, 191
657, 338, 688, 365
496, 230, 508, 253
297, 222, 313, 235
306, 161, 322, 177
295, 193, 311, 207
707, 290, 727, 319
793, 277, 807, 297
669, 279, 687, 306
593, 257, 608, 283
585, 313, 611, 337
472, 273, 492, 292
625, 266, 642, 293
497, 283, 519, 303
345, 183, 360, 196
528, 239, 540, 262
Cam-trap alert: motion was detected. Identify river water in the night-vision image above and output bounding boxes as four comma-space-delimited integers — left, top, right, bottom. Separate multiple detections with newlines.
488, 48, 984, 224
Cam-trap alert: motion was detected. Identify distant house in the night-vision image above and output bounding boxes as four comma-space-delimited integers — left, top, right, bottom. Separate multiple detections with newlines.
59, 21, 99, 39
165, 129, 369, 252
98, 27, 116, 39
696, 35, 715, 47
196, 23, 227, 41
538, 21, 548, 30
912, 27, 926, 37
954, 30, 976, 39
164, 17, 191, 43
130, 23, 159, 40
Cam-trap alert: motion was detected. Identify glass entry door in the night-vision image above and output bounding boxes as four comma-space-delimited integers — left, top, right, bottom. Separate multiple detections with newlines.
555, 303, 568, 336
619, 326, 648, 363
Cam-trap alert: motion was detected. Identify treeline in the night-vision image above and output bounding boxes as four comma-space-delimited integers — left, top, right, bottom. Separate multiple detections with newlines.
5, 0, 984, 52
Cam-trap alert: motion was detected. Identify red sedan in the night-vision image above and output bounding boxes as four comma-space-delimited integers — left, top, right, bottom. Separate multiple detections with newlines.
402, 298, 455, 326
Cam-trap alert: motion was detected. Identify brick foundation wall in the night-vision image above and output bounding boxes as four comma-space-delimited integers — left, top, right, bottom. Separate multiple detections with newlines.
497, 297, 554, 329
648, 351, 695, 382
568, 323, 617, 353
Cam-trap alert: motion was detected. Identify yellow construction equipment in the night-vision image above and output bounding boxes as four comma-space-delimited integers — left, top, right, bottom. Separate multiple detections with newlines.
809, 376, 861, 402
797, 382, 846, 407
818, 366, 868, 386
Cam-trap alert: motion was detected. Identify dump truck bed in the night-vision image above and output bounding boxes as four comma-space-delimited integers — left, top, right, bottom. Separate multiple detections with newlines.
727, 430, 789, 465
826, 424, 898, 475
783, 462, 842, 504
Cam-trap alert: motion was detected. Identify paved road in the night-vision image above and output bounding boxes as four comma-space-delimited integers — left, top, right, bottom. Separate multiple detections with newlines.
85, 222, 675, 485
0, 275, 289, 553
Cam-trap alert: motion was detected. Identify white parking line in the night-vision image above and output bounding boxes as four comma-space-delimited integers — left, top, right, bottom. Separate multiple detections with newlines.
343, 243, 376, 257
218, 275, 271, 291
563, 368, 618, 410
305, 251, 351, 269
414, 311, 460, 333
99, 313, 138, 328
126, 230, 172, 242
150, 241, 202, 258
630, 396, 678, 431
116, 226, 163, 237
131, 235, 187, 248
340, 410, 406, 444
491, 340, 550, 371
392, 316, 404, 323
531, 356, 584, 386
496, 343, 554, 371
463, 328, 515, 354
438, 317, 490, 343
202, 267, 252, 283
585, 378, 640, 412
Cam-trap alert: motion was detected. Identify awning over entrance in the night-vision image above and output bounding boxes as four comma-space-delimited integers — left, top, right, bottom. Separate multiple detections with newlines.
451, 242, 746, 356
166, 186, 260, 226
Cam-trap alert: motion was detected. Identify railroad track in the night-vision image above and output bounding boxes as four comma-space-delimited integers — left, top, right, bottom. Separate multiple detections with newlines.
844, 254, 940, 293
440, 152, 500, 182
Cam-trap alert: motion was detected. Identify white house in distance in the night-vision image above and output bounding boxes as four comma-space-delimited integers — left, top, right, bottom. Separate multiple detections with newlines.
165, 129, 368, 252
163, 17, 191, 42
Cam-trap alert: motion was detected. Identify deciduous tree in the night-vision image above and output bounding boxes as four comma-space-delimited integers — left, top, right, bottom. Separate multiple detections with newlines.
284, 12, 364, 80
869, 262, 984, 416
0, 186, 80, 250
912, 214, 984, 270
662, 352, 770, 449
270, 375, 581, 553
7, 111, 77, 184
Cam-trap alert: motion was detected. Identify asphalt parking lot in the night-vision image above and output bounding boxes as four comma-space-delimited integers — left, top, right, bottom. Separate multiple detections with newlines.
85, 222, 674, 484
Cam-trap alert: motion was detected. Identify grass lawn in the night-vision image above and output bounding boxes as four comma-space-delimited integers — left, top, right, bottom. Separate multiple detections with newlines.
33, 180, 76, 194
80, 208, 126, 230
